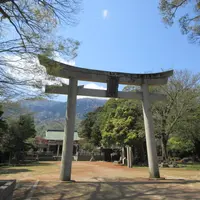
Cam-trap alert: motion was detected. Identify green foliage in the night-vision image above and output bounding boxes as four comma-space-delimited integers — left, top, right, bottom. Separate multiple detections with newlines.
101, 99, 144, 147
172, 105, 200, 156
78, 70, 200, 160
78, 107, 103, 146
152, 70, 200, 159
0, 113, 36, 155
79, 99, 144, 148
0, 105, 8, 139
168, 136, 194, 153
78, 140, 97, 153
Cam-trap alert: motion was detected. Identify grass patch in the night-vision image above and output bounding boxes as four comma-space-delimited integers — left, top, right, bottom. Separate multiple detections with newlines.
0, 168, 32, 175
178, 163, 200, 170
0, 161, 57, 176
132, 163, 200, 170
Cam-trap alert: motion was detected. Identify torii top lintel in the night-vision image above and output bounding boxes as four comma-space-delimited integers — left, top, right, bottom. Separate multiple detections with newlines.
39, 56, 173, 85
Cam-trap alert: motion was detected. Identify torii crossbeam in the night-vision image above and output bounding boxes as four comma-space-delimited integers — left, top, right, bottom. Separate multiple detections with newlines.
39, 55, 173, 181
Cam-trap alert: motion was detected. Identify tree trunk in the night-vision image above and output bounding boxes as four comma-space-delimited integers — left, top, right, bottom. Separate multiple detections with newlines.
194, 140, 200, 158
139, 141, 145, 163
90, 152, 95, 161
9, 152, 12, 165
161, 135, 168, 161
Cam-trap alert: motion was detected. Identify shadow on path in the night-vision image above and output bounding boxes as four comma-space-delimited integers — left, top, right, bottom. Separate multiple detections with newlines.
0, 168, 32, 175
13, 178, 200, 200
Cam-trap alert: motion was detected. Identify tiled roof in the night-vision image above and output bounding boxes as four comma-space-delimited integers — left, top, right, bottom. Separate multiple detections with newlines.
45, 130, 81, 141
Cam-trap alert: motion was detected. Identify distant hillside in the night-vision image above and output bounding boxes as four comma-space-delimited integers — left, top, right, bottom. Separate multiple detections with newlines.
21, 98, 107, 120
19, 98, 107, 136
3, 98, 107, 136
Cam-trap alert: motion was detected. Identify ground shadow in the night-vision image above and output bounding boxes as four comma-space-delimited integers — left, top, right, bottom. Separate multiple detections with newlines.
0, 168, 32, 175
77, 179, 200, 185
13, 179, 200, 200
23, 162, 55, 166
0, 161, 54, 167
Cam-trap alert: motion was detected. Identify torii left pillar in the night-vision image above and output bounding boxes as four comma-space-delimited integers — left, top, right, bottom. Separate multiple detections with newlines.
142, 83, 160, 178
60, 78, 78, 181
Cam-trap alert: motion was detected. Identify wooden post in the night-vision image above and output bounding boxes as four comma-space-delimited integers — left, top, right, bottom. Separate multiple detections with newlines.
127, 146, 130, 167
141, 83, 160, 178
122, 147, 125, 165
127, 146, 132, 168
57, 144, 60, 156
130, 147, 133, 167
47, 144, 50, 152
60, 78, 78, 181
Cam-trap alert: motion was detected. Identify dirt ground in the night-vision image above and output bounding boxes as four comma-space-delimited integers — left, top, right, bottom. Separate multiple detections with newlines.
1, 161, 200, 199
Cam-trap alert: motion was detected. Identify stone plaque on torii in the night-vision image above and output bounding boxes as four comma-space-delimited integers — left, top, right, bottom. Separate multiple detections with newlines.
38, 55, 173, 181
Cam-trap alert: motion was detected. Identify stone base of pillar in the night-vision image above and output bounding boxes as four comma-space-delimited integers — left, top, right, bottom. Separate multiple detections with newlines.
149, 177, 165, 180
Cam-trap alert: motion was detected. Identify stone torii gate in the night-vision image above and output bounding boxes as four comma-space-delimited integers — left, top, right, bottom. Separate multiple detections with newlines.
39, 56, 173, 181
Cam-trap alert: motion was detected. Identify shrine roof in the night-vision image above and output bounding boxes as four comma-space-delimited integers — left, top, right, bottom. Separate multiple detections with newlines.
45, 130, 81, 141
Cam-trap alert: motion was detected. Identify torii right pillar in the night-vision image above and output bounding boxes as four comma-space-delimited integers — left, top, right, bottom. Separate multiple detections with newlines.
141, 83, 160, 178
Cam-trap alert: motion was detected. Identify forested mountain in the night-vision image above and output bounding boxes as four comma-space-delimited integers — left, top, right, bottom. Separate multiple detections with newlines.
21, 98, 107, 120
3, 98, 107, 137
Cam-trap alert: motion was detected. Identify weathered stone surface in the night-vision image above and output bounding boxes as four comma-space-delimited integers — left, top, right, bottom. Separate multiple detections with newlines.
39, 55, 173, 85
0, 180, 16, 200
142, 83, 160, 178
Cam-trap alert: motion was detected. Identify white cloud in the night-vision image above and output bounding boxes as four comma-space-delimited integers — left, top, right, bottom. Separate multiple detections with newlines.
102, 9, 109, 19
2, 54, 108, 100
54, 52, 75, 66
84, 83, 106, 90
56, 77, 69, 85
77, 83, 108, 99
2, 54, 46, 82
1, 54, 70, 92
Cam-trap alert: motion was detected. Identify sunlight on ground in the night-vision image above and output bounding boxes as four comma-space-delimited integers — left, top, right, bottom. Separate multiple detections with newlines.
1, 161, 200, 200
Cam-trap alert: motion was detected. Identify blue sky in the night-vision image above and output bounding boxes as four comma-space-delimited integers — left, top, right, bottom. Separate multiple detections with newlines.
54, 0, 200, 101
58, 0, 200, 72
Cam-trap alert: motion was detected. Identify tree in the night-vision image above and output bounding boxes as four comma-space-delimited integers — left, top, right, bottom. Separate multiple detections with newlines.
0, 0, 81, 100
0, 104, 8, 140
101, 99, 146, 164
168, 136, 194, 157
78, 139, 98, 161
0, 0, 80, 55
124, 72, 200, 160
171, 105, 200, 158
0, 113, 36, 162
159, 0, 200, 43
101, 99, 144, 148
152, 70, 200, 160
78, 107, 103, 147
79, 98, 146, 162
